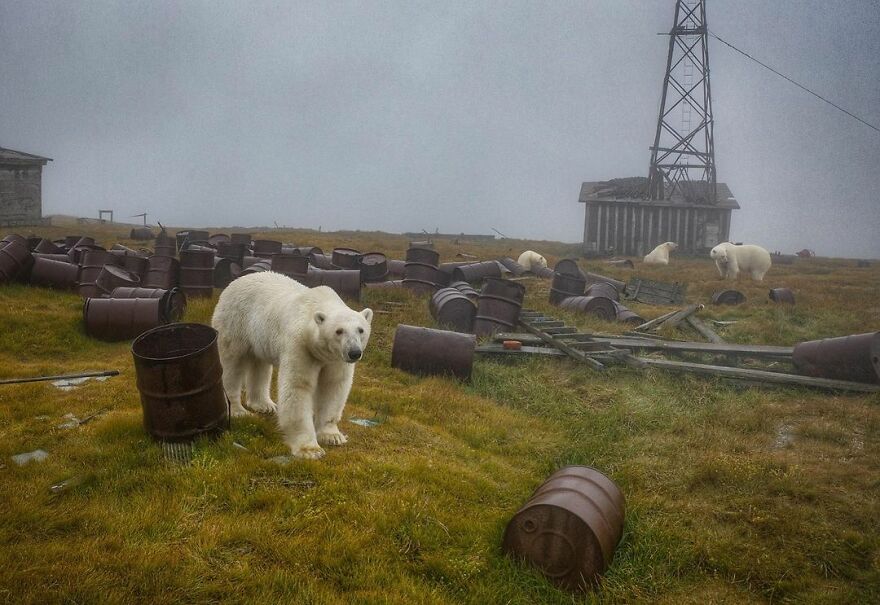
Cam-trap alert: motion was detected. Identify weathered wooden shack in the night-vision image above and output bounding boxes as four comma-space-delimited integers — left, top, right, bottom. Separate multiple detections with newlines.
579, 179, 739, 257
0, 147, 52, 227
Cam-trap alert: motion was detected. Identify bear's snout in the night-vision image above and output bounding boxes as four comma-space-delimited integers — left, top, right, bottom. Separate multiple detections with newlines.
347, 348, 363, 362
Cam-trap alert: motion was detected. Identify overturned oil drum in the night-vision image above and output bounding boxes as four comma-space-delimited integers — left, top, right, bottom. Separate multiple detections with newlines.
213, 257, 241, 288
153, 236, 176, 258
83, 297, 167, 341
95, 264, 140, 295
0, 239, 33, 283
613, 301, 644, 325
391, 324, 475, 380
793, 332, 880, 384
584, 272, 625, 292
406, 247, 440, 266
64, 235, 84, 248
253, 239, 283, 258
711, 290, 746, 305
32, 238, 62, 254
451, 261, 502, 284
32, 252, 72, 263
449, 280, 479, 300
109, 286, 187, 322
217, 242, 247, 265
179, 249, 215, 298
473, 278, 525, 337
207, 233, 230, 247
131, 323, 229, 442
404, 261, 443, 295
559, 296, 617, 321
387, 259, 406, 279
1, 233, 28, 247
360, 252, 388, 282
29, 257, 79, 290
331, 247, 363, 270
497, 257, 528, 277
429, 288, 476, 333
182, 230, 209, 248
241, 259, 272, 275
768, 288, 795, 304
306, 268, 361, 301
502, 465, 625, 592
550, 271, 586, 305
584, 281, 620, 302
554, 258, 583, 278
409, 240, 434, 250
76, 250, 116, 297
231, 233, 252, 246
604, 259, 634, 269
312, 253, 336, 270
532, 265, 555, 279
120, 254, 149, 280
130, 227, 154, 240
438, 262, 470, 283
271, 253, 309, 278
143, 255, 180, 289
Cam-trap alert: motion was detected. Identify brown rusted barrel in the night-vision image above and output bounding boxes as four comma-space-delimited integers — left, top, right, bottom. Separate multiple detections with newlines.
83, 297, 167, 341
240, 260, 272, 275
584, 281, 620, 302
29, 257, 80, 290
711, 290, 746, 305
207, 233, 229, 247
613, 301, 644, 325
409, 240, 434, 250
502, 465, 625, 592
550, 271, 586, 305
387, 259, 406, 279
213, 257, 241, 288
332, 247, 363, 269
404, 261, 443, 295
2, 233, 28, 248
217, 242, 246, 265
769, 288, 795, 304
32, 238, 62, 254
153, 237, 176, 258
554, 258, 582, 278
73, 236, 96, 248
438, 261, 469, 281
793, 332, 880, 384
64, 235, 84, 248
391, 324, 475, 380
67, 244, 104, 266
120, 254, 149, 280
311, 253, 335, 270
179, 249, 215, 298
449, 280, 479, 300
559, 296, 617, 321
429, 288, 476, 333
76, 250, 116, 297
474, 278, 525, 337
109, 286, 187, 322
253, 239, 282, 258
604, 259, 634, 269
130, 227, 154, 240
0, 240, 34, 283
406, 247, 440, 266
131, 323, 229, 442
497, 257, 528, 276
143, 255, 180, 289
231, 233, 252, 246
33, 252, 72, 263
533, 266, 555, 279
95, 265, 140, 295
584, 272, 626, 292
291, 245, 323, 259
451, 261, 502, 284
241, 255, 261, 268
360, 252, 388, 282
271, 253, 309, 278
306, 268, 361, 301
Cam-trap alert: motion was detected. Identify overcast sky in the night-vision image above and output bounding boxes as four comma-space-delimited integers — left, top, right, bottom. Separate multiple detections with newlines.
2, 1, 878, 258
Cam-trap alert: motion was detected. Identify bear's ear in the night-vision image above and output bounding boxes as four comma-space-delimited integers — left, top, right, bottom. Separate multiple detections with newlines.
361, 308, 373, 323
314, 312, 326, 325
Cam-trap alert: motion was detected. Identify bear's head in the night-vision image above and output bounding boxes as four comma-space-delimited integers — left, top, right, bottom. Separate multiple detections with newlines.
535, 255, 548, 269
314, 307, 373, 363
710, 244, 728, 263
665, 242, 678, 251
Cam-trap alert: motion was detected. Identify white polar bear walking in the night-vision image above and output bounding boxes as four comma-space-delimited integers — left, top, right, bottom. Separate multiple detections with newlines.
211, 272, 373, 459
710, 242, 772, 281
643, 241, 678, 265
517, 250, 548, 272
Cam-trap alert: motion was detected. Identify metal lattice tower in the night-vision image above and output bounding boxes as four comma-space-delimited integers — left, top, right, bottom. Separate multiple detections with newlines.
648, 0, 716, 203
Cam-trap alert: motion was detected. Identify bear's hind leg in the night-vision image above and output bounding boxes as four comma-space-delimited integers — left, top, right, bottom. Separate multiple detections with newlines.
220, 353, 249, 417
245, 359, 277, 414
314, 364, 353, 447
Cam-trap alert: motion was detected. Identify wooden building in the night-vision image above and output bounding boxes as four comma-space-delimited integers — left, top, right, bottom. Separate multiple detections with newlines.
579, 179, 739, 257
0, 147, 52, 227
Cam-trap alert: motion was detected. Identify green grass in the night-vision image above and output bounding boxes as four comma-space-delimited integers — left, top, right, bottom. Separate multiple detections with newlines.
1, 224, 879, 604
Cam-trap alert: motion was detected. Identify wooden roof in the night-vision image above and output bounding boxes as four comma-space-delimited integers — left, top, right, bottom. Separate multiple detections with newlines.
0, 147, 52, 166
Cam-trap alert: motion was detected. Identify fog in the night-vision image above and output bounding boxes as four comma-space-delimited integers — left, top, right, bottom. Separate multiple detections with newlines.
1, 1, 878, 257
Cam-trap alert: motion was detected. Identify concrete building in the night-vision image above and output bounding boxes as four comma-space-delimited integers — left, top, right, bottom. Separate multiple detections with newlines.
0, 147, 52, 227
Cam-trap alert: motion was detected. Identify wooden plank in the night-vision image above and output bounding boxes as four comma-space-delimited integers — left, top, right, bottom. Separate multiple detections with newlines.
687, 315, 725, 344
634, 309, 680, 332
662, 304, 703, 330
544, 326, 578, 335
475, 344, 567, 357
519, 320, 605, 371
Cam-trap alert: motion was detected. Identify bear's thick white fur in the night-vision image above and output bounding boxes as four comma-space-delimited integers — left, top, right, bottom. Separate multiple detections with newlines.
211, 272, 372, 459
710, 242, 772, 281
517, 250, 547, 272
643, 241, 678, 265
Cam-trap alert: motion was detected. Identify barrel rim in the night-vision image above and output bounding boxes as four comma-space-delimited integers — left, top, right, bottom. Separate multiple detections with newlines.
132, 322, 218, 362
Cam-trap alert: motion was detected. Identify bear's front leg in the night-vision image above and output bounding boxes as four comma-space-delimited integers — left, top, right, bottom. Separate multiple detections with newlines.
277, 360, 324, 459
314, 363, 354, 447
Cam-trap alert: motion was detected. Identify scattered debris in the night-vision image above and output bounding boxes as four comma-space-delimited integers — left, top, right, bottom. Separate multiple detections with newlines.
0, 369, 119, 387
624, 277, 687, 305
56, 408, 109, 429
162, 442, 194, 464
349, 415, 386, 427
12, 449, 49, 466
232, 441, 249, 451
269, 455, 294, 465
49, 475, 86, 494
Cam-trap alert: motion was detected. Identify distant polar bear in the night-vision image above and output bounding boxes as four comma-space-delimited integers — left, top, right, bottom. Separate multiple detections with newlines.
212, 272, 373, 459
710, 242, 772, 281
643, 241, 678, 265
517, 250, 547, 272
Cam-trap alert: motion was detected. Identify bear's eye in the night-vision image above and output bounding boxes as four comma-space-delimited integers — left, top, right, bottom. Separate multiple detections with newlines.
357, 327, 364, 334
336, 328, 343, 335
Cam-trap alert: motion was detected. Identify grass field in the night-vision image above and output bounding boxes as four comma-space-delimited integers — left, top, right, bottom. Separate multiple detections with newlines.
1, 223, 878, 604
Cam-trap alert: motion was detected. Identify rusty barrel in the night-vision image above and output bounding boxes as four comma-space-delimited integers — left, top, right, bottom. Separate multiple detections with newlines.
391, 324, 475, 380
76, 250, 116, 297
554, 258, 583, 278
793, 332, 880, 384
404, 261, 443, 295
131, 323, 228, 442
95, 265, 140, 295
120, 254, 149, 280
360, 252, 388, 282
2, 233, 28, 247
130, 227, 154, 240
331, 247, 363, 270
213, 257, 241, 288
711, 290, 745, 305
33, 252, 72, 263
0, 240, 34, 283
613, 301, 644, 325
109, 286, 187, 322
217, 242, 246, 265
438, 262, 470, 287
429, 288, 476, 333
559, 296, 617, 321
409, 240, 434, 250
584, 281, 620, 302
604, 259, 634, 269
32, 238, 62, 254
241, 255, 261, 268
72, 236, 96, 248
550, 271, 586, 305
451, 261, 502, 284
768, 288, 795, 304
271, 253, 309, 278
241, 260, 271, 275
584, 272, 625, 292
153, 237, 176, 258
306, 268, 361, 301
449, 280, 479, 300
387, 259, 406, 279
533, 266, 555, 279
83, 297, 167, 341
231, 233, 252, 246
312, 253, 336, 270
497, 257, 528, 277
143, 255, 180, 289
406, 247, 440, 266
253, 239, 282, 258
474, 278, 525, 337
502, 465, 625, 592
179, 249, 215, 298
63, 235, 84, 248
208, 233, 230, 247
29, 257, 79, 290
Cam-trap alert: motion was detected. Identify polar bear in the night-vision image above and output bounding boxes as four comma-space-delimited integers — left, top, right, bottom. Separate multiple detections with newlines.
517, 250, 548, 272
710, 242, 772, 281
211, 271, 373, 459
643, 241, 678, 265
